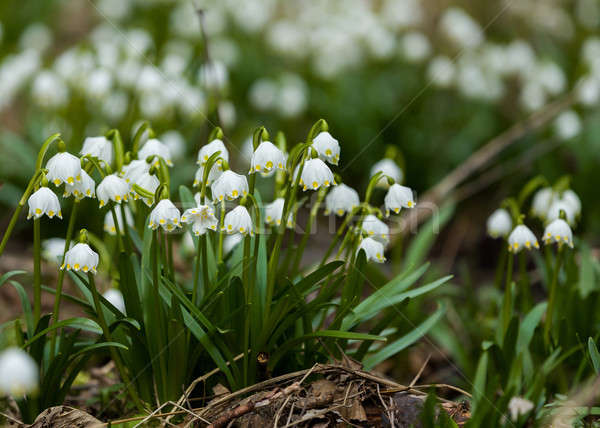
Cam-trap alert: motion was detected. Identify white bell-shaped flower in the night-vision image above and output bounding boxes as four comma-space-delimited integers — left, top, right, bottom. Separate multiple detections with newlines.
362, 214, 390, 244
63, 169, 95, 200
224, 234, 243, 254
42, 238, 69, 264
197, 138, 229, 166
0, 347, 38, 396
103, 288, 126, 314
133, 172, 159, 206
250, 141, 285, 174
193, 162, 223, 187
211, 170, 248, 202
531, 187, 554, 219
299, 158, 335, 191
104, 206, 133, 235
265, 198, 293, 228
546, 200, 576, 225
149, 199, 181, 231
181, 205, 218, 235
121, 159, 150, 184
370, 159, 403, 188
60, 243, 99, 274
138, 138, 173, 166
324, 184, 359, 216
46, 151, 82, 186
508, 224, 539, 253
80, 136, 113, 165
487, 208, 512, 238
357, 237, 386, 263
97, 174, 129, 207
384, 184, 415, 215
561, 189, 581, 217
543, 218, 574, 248
27, 187, 62, 220
312, 131, 340, 165
223, 205, 253, 235
508, 397, 534, 421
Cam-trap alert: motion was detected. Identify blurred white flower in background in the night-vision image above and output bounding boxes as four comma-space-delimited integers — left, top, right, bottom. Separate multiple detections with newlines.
31, 71, 68, 108
440, 7, 483, 49
103, 288, 126, 313
20, 23, 53, 53
427, 56, 455, 88
487, 209, 512, 238
42, 238, 69, 264
161, 131, 186, 160
0, 347, 38, 396
371, 159, 403, 188
401, 32, 431, 63
554, 110, 582, 140
508, 397, 534, 421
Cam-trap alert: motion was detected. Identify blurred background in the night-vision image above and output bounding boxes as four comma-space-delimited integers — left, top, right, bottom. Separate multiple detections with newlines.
0, 0, 599, 388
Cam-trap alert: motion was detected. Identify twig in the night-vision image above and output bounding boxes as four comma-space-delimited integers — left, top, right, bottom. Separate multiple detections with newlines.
409, 354, 431, 388
0, 411, 23, 426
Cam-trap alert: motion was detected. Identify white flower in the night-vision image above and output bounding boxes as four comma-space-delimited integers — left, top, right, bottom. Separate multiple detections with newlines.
46, 152, 82, 186
486, 208, 512, 238
362, 215, 390, 244
370, 159, 403, 188
104, 207, 133, 235
223, 206, 253, 235
312, 132, 340, 165
211, 170, 248, 202
181, 205, 218, 235
138, 138, 173, 167
440, 7, 483, 49
508, 225, 539, 253
97, 174, 129, 207
63, 170, 95, 200
384, 184, 415, 215
427, 56, 455, 87
161, 130, 185, 160
508, 397, 534, 421
561, 189, 581, 217
80, 136, 113, 165
27, 187, 62, 220
148, 199, 181, 232
265, 198, 293, 228
121, 159, 150, 184
300, 158, 335, 191
531, 187, 555, 219
194, 162, 223, 187
42, 238, 69, 263
543, 218, 574, 248
0, 347, 38, 396
224, 234, 243, 254
197, 138, 229, 166
60, 243, 99, 274
357, 237, 386, 263
324, 184, 359, 216
250, 141, 285, 174
547, 200, 576, 225
133, 172, 159, 206
103, 289, 126, 314
554, 110, 581, 140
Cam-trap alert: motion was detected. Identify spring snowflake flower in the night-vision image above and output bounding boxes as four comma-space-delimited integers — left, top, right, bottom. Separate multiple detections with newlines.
103, 289, 126, 314
104, 207, 133, 235
324, 184, 359, 216
384, 184, 415, 216
194, 162, 223, 187
42, 238, 69, 264
224, 234, 243, 254
357, 237, 386, 263
508, 397, 534, 421
311, 131, 340, 165
250, 141, 285, 174
121, 159, 150, 184
0, 347, 38, 396
27, 187, 62, 220
300, 158, 335, 191
508, 225, 539, 253
46, 152, 82, 186
211, 170, 248, 202
265, 198, 293, 227
546, 200, 576, 225
531, 187, 554, 219
60, 243, 99, 274
223, 206, 253, 235
63, 170, 95, 200
197, 138, 229, 166
80, 136, 113, 165
97, 174, 129, 207
362, 215, 390, 244
149, 199, 181, 232
370, 159, 403, 188
543, 218, 574, 248
138, 138, 173, 166
133, 172, 159, 206
561, 189, 581, 217
181, 205, 218, 236
486, 208, 512, 238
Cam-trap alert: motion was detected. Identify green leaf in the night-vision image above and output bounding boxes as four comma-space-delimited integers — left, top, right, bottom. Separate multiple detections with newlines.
516, 302, 546, 353
71, 341, 128, 358
22, 318, 102, 349
2, 279, 34, 337
578, 243, 596, 298
0, 270, 27, 287
588, 338, 600, 374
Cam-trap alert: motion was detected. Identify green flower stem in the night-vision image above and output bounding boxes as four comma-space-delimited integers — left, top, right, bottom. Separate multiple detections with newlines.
33, 218, 42, 325
201, 235, 209, 294
106, 129, 125, 172
501, 252, 515, 339
152, 230, 169, 398
292, 188, 326, 275
88, 273, 145, 412
493, 244, 508, 289
217, 200, 226, 263
518, 252, 532, 313
192, 235, 202, 305
320, 209, 355, 266
131, 122, 152, 157
110, 205, 125, 252
544, 246, 564, 347
119, 203, 132, 253
50, 201, 79, 355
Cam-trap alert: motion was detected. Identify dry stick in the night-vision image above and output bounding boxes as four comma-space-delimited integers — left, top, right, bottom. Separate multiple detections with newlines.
409, 354, 431, 388
399, 92, 574, 237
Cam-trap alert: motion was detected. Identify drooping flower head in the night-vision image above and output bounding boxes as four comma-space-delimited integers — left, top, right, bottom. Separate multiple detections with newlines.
194, 162, 223, 187
324, 184, 359, 216
508, 397, 534, 421
197, 138, 229, 166
104, 206, 133, 235
60, 243, 100, 274
546, 200, 575, 225
121, 159, 150, 184
311, 131, 340, 165
148, 199, 181, 232
561, 189, 581, 217
223, 234, 243, 254
508, 224, 539, 253
181, 205, 218, 235
103, 289, 126, 314
384, 184, 415, 216
97, 174, 129, 207
250, 141, 285, 174
80, 136, 113, 165
265, 198, 293, 228
223, 205, 253, 235
211, 170, 248, 202
300, 158, 335, 191
46, 151, 82, 186
133, 172, 160, 206
63, 169, 95, 200
531, 187, 554, 219
138, 138, 173, 166
357, 237, 386, 263
370, 159, 403, 189
486, 208, 512, 238
27, 187, 62, 220
0, 347, 38, 396
543, 218, 574, 248
362, 214, 390, 244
